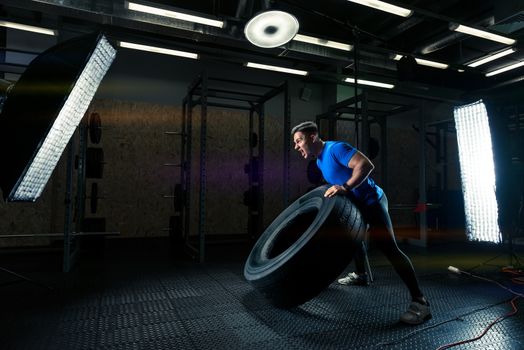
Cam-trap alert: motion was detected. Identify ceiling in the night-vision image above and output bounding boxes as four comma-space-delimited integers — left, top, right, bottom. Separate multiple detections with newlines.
1, 0, 524, 100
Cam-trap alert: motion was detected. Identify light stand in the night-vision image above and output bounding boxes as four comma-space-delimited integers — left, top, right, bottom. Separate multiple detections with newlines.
0, 32, 116, 282
506, 183, 524, 268
0, 267, 53, 290
460, 101, 524, 272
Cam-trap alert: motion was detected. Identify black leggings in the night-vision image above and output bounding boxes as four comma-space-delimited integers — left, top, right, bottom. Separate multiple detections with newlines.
353, 194, 423, 299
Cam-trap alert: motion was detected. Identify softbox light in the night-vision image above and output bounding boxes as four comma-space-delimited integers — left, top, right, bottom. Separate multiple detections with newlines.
0, 32, 116, 202
454, 100, 501, 243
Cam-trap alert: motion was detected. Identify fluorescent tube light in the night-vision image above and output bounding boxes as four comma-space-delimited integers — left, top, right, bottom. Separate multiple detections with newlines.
467, 47, 516, 68
393, 54, 449, 69
450, 23, 516, 45
0, 20, 56, 36
485, 60, 524, 77
454, 100, 501, 243
344, 77, 394, 89
414, 58, 449, 69
246, 62, 308, 76
119, 41, 199, 59
126, 1, 224, 28
293, 34, 352, 51
347, 0, 412, 17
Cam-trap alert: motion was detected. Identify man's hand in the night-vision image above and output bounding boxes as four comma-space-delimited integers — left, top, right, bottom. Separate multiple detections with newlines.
324, 185, 347, 198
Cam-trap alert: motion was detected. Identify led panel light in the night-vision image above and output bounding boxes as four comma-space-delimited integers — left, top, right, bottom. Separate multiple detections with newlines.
393, 54, 449, 69
244, 11, 299, 48
454, 100, 501, 243
346, 0, 413, 17
467, 48, 516, 68
126, 1, 224, 28
293, 34, 352, 51
246, 62, 308, 76
0, 33, 116, 201
344, 77, 394, 89
450, 23, 516, 45
119, 41, 198, 59
485, 60, 524, 77
0, 20, 57, 36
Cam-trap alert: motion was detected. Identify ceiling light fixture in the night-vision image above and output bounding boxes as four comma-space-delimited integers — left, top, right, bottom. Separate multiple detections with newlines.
119, 41, 199, 59
244, 11, 299, 48
346, 0, 413, 17
485, 60, 524, 77
245, 62, 308, 76
393, 54, 449, 69
125, 1, 224, 28
293, 34, 352, 51
344, 77, 394, 89
467, 47, 517, 68
0, 20, 56, 36
449, 23, 516, 45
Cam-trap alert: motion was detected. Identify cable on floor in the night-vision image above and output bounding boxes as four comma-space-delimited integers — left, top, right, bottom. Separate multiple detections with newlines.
375, 266, 523, 348
374, 298, 513, 348
435, 266, 522, 350
435, 296, 519, 350
501, 266, 524, 285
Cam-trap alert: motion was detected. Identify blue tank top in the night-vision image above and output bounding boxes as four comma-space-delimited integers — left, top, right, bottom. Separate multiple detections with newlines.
316, 141, 383, 206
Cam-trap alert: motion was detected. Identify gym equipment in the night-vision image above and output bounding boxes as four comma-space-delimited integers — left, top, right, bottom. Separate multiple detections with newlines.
244, 185, 366, 308
88, 112, 102, 144
85, 147, 104, 178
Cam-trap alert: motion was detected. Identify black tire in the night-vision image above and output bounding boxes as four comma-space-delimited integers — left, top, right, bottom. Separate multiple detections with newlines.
244, 185, 367, 308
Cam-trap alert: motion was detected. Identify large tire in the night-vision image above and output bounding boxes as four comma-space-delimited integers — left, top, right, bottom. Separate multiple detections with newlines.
244, 185, 367, 308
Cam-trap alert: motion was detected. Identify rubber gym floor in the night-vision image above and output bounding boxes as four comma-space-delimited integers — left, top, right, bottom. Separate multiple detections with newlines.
1, 237, 523, 350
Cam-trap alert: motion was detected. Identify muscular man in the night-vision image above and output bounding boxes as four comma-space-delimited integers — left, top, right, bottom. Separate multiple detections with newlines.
291, 121, 431, 325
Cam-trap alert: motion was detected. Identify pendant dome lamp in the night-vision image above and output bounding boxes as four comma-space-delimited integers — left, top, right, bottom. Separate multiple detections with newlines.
244, 10, 299, 48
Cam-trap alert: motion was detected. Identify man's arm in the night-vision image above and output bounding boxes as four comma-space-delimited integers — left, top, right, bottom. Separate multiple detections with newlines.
324, 150, 374, 198
344, 151, 374, 190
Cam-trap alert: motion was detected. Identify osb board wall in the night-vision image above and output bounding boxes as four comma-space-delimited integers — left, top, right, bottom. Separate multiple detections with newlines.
85, 98, 180, 238
387, 127, 421, 227
186, 108, 250, 235
0, 98, 179, 247
96, 98, 294, 238
0, 183, 57, 247
0, 138, 69, 248
0, 96, 457, 247
0, 97, 300, 247
186, 107, 296, 235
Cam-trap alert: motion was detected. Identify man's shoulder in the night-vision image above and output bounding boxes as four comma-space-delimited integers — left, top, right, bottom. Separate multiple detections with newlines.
328, 140, 354, 151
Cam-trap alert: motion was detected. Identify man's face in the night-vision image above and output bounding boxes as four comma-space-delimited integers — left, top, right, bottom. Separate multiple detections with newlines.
293, 131, 314, 159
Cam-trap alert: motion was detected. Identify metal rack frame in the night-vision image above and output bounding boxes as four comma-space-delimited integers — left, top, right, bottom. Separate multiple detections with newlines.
175, 72, 291, 262
315, 90, 432, 246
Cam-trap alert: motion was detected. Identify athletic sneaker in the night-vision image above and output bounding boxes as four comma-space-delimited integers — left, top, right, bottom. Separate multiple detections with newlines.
399, 301, 432, 325
337, 272, 369, 286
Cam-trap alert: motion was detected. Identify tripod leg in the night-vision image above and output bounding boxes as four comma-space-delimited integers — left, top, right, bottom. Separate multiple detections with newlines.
362, 241, 374, 283
0, 267, 53, 290
509, 190, 524, 268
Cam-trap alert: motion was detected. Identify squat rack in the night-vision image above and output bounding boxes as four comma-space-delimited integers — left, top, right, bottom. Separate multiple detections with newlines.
316, 91, 416, 188
316, 90, 433, 246
172, 71, 291, 262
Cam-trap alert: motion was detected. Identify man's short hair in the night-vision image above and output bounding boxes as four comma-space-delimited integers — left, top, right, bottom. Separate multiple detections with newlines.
291, 121, 318, 136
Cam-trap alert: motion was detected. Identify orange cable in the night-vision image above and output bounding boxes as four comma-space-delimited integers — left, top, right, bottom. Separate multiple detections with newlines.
435, 297, 519, 350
